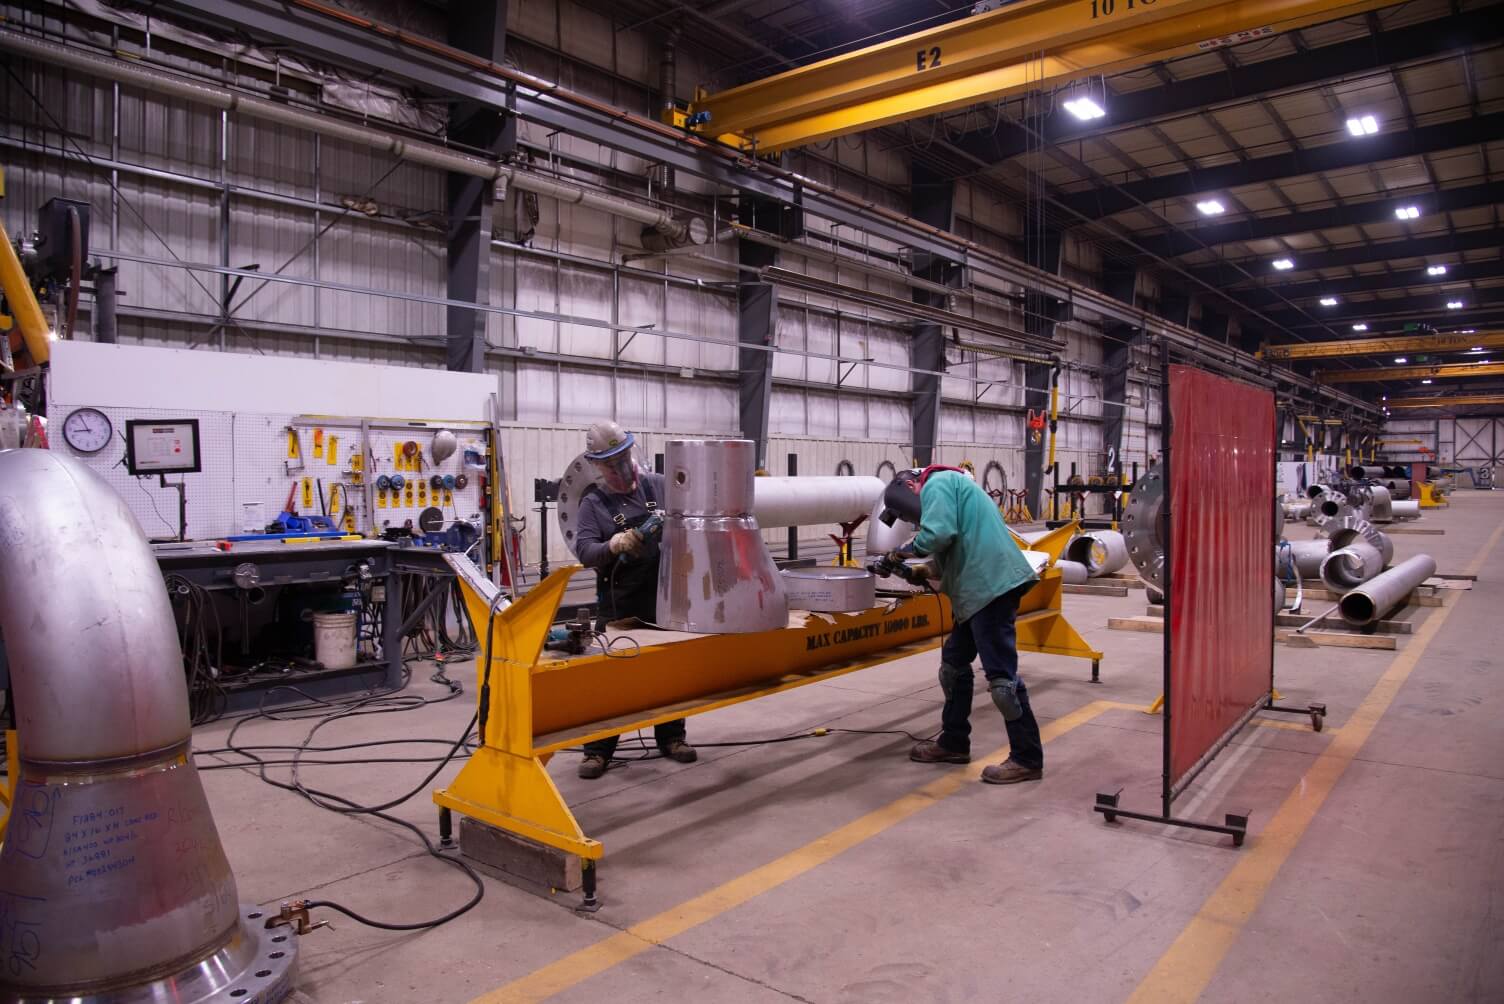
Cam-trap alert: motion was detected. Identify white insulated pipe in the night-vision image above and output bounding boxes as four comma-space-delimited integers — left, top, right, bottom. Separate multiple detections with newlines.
1339, 554, 1438, 626
754, 475, 885, 528
0, 29, 702, 243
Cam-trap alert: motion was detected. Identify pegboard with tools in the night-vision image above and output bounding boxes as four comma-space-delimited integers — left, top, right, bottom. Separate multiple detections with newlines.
341, 421, 490, 537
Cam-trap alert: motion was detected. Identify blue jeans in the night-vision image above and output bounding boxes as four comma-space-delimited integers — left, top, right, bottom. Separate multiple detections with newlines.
936, 586, 1044, 769
583, 582, 686, 759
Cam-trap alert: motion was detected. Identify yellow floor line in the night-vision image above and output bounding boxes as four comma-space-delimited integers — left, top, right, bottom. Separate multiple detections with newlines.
1127, 519, 1504, 1004
473, 698, 1138, 1004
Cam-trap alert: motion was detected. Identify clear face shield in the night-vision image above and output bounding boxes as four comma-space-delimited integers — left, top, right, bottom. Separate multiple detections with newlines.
593, 449, 639, 494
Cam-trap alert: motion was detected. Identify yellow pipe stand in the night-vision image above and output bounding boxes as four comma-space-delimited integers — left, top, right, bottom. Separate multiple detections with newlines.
433, 523, 1101, 862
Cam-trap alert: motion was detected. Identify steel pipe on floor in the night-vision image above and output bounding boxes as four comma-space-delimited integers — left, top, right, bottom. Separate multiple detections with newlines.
1319, 542, 1385, 591
1338, 554, 1438, 626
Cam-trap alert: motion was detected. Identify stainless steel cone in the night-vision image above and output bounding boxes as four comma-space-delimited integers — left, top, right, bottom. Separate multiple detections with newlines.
0, 450, 295, 1001
656, 439, 788, 633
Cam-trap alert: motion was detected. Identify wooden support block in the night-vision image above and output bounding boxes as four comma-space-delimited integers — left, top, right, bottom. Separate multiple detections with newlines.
460, 817, 583, 894
1108, 615, 1164, 633
1276, 629, 1396, 650
1064, 583, 1130, 597
1385, 526, 1445, 535
1432, 572, 1478, 581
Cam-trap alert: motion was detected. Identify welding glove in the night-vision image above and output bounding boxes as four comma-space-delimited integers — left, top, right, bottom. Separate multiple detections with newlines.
608, 528, 645, 556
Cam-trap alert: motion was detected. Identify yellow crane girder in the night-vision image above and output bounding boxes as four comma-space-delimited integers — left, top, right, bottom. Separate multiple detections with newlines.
1263, 330, 1504, 361
688, 0, 1395, 153
1318, 361, 1504, 384
1386, 395, 1504, 410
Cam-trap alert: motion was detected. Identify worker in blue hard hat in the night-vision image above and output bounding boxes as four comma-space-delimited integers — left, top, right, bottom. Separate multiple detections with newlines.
570, 420, 696, 780
879, 466, 1044, 785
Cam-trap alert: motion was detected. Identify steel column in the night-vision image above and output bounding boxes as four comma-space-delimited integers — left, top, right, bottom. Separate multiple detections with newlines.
445, 1, 513, 374
909, 164, 957, 467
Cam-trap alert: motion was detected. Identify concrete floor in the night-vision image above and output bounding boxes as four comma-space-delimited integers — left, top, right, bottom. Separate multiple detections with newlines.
193, 492, 1504, 1004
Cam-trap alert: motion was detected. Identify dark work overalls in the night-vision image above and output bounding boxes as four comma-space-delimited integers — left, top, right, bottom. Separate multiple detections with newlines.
582, 482, 687, 759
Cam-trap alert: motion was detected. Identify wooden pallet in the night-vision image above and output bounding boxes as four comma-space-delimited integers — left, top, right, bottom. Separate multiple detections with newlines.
1063, 583, 1130, 597
1139, 606, 1413, 634
1107, 615, 1398, 650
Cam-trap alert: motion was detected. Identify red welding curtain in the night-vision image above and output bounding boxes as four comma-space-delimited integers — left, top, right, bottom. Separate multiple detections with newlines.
1168, 365, 1275, 789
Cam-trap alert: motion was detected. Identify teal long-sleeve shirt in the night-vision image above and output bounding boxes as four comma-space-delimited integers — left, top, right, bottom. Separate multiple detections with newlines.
910, 470, 1038, 623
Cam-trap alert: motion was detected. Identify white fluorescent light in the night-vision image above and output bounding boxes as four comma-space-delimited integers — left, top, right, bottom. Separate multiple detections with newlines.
1395, 205, 1421, 220
1447, 300, 1463, 309
1426, 264, 1447, 276
1471, 347, 1485, 352
1064, 97, 1106, 121
1345, 114, 1379, 136
1395, 356, 1408, 363
1319, 296, 1339, 306
1195, 199, 1226, 216
1353, 323, 1369, 332
1272, 258, 1295, 270
1460, 329, 1476, 334
1422, 378, 1433, 384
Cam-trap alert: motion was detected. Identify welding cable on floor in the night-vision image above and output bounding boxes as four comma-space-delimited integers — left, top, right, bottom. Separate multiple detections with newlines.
220, 689, 484, 930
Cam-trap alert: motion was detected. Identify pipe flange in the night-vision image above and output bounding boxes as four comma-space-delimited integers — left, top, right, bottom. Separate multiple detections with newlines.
1313, 490, 1353, 532
555, 452, 602, 558
1122, 467, 1165, 590
32, 905, 299, 1004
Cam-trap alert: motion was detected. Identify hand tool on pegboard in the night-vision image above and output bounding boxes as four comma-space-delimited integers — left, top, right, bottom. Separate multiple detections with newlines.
313, 427, 325, 460
284, 426, 304, 475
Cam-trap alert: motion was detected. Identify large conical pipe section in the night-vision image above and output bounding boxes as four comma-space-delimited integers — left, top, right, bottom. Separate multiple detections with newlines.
657, 439, 789, 633
0, 451, 294, 1000
1339, 555, 1438, 626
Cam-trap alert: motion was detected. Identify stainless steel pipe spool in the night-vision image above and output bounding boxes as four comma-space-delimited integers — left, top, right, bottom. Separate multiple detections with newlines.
1064, 530, 1129, 577
0, 450, 295, 1002
1390, 499, 1421, 519
1055, 560, 1090, 585
1338, 554, 1439, 626
1319, 542, 1386, 591
657, 439, 789, 633
781, 566, 877, 612
1283, 539, 1330, 579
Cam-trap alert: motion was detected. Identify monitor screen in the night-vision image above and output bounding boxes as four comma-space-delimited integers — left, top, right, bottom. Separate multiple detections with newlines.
125, 419, 202, 475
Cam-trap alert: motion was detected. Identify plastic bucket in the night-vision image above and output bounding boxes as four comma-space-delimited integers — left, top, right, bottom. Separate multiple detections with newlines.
312, 611, 357, 669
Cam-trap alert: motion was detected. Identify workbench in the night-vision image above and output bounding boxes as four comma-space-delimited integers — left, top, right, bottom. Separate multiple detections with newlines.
152, 537, 459, 706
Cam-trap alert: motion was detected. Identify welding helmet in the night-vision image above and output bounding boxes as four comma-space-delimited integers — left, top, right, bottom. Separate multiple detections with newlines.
879, 469, 923, 527
585, 420, 639, 494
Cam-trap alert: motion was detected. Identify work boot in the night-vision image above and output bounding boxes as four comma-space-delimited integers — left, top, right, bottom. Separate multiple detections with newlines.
909, 739, 970, 764
578, 755, 610, 780
660, 740, 698, 763
980, 760, 1043, 785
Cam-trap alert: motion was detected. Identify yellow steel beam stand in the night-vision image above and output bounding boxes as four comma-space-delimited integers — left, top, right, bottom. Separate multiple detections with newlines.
0, 216, 51, 368
433, 524, 1101, 871
689, 0, 1394, 153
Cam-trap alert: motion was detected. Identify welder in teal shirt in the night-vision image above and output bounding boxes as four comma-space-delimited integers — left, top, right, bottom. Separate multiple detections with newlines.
879, 468, 1044, 785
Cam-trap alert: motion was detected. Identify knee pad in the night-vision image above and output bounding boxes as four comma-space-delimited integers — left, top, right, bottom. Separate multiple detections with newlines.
989, 677, 1023, 722
938, 661, 972, 701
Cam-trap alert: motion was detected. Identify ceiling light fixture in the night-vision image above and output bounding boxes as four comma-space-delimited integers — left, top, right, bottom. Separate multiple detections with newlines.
1063, 97, 1106, 121
1395, 205, 1421, 220
1471, 347, 1485, 352
1353, 323, 1369, 332
1395, 357, 1408, 363
1272, 258, 1294, 270
1447, 300, 1464, 309
1426, 264, 1447, 276
1195, 199, 1225, 216
1319, 296, 1338, 306
1422, 378, 1433, 384
1345, 114, 1379, 136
